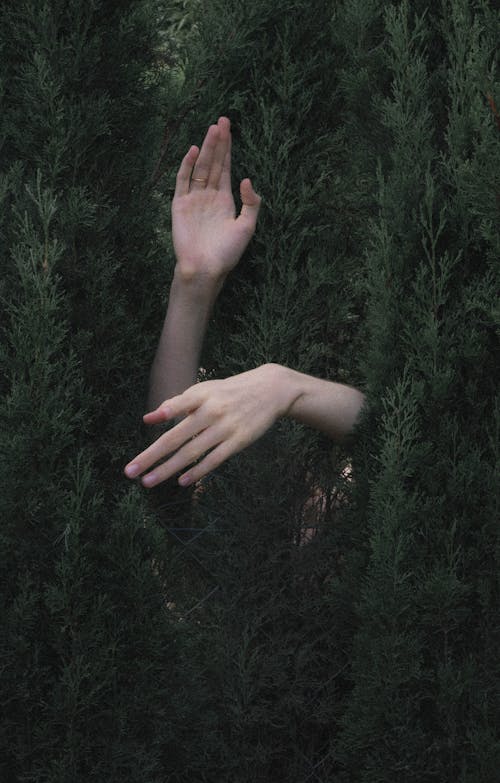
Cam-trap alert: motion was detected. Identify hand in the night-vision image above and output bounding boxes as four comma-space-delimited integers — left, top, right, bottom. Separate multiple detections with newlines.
124, 365, 296, 489
172, 116, 261, 281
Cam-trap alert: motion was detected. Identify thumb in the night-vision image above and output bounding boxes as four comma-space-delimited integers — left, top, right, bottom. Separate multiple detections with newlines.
238, 178, 261, 231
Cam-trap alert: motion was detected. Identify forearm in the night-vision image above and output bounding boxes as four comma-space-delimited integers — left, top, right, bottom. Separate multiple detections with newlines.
270, 364, 366, 442
147, 115, 261, 414
147, 269, 224, 411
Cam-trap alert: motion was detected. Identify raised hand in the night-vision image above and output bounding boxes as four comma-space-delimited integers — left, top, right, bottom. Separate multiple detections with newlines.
172, 116, 261, 281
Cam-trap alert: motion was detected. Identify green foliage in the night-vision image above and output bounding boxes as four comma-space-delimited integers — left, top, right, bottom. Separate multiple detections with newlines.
0, 2, 193, 780
336, 1, 500, 780
1, 0, 498, 780
147, 0, 376, 780
149, 0, 499, 780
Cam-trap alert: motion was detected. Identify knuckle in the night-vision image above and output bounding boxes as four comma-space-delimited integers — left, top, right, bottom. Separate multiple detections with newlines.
203, 452, 222, 474
233, 432, 250, 451
186, 440, 203, 464
205, 399, 225, 418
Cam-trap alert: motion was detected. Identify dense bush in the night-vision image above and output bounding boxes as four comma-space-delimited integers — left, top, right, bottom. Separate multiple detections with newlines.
1, 0, 498, 781
0, 2, 193, 780
156, 1, 499, 780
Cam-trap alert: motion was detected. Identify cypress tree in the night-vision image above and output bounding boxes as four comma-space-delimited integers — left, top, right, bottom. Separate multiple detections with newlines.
0, 2, 193, 779
336, 1, 500, 780
3, 0, 497, 780
149, 0, 499, 780
147, 1, 368, 779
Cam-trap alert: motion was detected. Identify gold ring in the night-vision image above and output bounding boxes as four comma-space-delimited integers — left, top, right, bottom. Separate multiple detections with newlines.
192, 177, 208, 183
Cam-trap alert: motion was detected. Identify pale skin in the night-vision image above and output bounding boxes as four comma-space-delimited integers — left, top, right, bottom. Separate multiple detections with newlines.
124, 117, 365, 490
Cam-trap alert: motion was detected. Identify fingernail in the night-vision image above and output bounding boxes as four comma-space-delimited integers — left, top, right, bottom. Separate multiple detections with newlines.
142, 472, 158, 488
125, 463, 140, 478
178, 474, 191, 487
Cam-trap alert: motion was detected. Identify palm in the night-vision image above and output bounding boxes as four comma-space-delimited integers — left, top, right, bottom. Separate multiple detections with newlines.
171, 118, 260, 279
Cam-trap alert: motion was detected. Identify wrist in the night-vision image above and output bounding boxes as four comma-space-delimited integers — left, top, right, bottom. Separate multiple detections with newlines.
174, 261, 227, 286
262, 363, 306, 418
172, 265, 226, 298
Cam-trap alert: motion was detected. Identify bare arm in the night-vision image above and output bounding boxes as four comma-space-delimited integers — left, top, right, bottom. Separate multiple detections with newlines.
147, 272, 222, 410
125, 117, 364, 489
280, 365, 366, 442
148, 116, 261, 410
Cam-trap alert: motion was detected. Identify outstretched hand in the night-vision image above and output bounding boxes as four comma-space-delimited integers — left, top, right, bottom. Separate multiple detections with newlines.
172, 116, 261, 281
124, 365, 295, 489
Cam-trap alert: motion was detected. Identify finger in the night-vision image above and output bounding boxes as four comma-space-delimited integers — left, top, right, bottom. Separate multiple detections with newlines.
208, 116, 230, 189
143, 385, 205, 424
178, 439, 238, 487
141, 426, 223, 488
174, 145, 199, 198
219, 123, 232, 192
191, 124, 219, 189
237, 178, 262, 234
124, 408, 206, 479
143, 407, 170, 425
